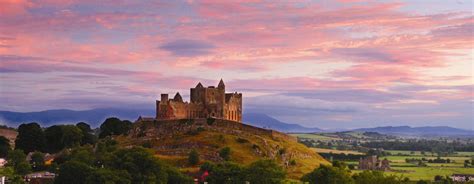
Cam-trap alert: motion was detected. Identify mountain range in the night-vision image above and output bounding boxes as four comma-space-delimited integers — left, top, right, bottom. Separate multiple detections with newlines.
354, 126, 474, 137
0, 108, 472, 137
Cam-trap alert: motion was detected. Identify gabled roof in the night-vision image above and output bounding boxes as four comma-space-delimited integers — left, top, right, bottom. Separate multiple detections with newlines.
196, 82, 204, 88
173, 92, 183, 102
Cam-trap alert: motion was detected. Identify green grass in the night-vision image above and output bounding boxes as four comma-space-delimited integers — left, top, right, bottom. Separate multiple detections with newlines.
388, 166, 474, 181
375, 153, 474, 181
455, 152, 474, 157
385, 150, 431, 156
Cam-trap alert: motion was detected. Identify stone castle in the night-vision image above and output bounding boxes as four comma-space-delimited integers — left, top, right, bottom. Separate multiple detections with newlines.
156, 79, 242, 122
358, 155, 390, 171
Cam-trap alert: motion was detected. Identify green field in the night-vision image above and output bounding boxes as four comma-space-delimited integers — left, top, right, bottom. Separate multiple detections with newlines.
378, 151, 474, 181
385, 150, 433, 156
388, 167, 474, 181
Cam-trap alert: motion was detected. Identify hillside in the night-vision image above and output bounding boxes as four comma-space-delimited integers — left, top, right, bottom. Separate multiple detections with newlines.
117, 118, 329, 179
0, 126, 17, 146
354, 126, 474, 137
243, 113, 323, 133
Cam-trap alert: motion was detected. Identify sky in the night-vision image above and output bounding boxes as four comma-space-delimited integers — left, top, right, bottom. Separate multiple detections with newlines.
0, 0, 472, 130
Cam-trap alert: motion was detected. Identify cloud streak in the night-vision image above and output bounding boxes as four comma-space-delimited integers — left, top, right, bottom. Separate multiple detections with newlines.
0, 0, 472, 129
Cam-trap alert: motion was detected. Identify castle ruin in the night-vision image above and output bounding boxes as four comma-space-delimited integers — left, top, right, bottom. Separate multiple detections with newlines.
358, 155, 390, 171
156, 79, 242, 122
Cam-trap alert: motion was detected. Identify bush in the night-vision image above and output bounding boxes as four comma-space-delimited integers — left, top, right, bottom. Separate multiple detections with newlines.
219, 147, 231, 161
301, 165, 353, 184
289, 159, 297, 166
188, 149, 199, 165
142, 141, 152, 148
245, 159, 286, 184
278, 148, 286, 155
207, 118, 215, 125
205, 162, 245, 184
236, 137, 249, 144
353, 171, 402, 184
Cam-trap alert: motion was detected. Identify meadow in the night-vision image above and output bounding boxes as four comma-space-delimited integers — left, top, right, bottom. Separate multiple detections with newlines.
378, 152, 473, 181
293, 133, 474, 181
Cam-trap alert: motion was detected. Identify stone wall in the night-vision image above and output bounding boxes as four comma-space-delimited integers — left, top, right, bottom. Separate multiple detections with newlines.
132, 118, 297, 143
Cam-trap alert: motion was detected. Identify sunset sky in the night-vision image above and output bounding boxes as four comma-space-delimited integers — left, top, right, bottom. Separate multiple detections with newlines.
0, 0, 472, 129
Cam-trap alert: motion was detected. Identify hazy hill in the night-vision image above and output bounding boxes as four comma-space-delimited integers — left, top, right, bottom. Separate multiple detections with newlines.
354, 126, 474, 137
0, 108, 155, 127
243, 113, 323, 133
119, 118, 329, 179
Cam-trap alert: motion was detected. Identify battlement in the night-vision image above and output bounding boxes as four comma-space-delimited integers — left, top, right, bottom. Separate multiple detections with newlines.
156, 79, 242, 122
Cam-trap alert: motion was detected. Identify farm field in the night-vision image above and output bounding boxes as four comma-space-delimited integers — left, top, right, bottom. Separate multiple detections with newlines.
379, 151, 474, 181
311, 148, 365, 155
345, 150, 474, 181
387, 166, 474, 181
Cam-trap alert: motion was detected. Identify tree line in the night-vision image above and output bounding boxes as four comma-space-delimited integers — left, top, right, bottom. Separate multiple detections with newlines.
361, 139, 474, 152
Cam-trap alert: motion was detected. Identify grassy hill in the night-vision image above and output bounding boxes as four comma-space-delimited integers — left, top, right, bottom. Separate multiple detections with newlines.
116, 118, 329, 179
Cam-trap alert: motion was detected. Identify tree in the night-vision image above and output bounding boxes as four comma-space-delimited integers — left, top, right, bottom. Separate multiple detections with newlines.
7, 150, 31, 175
44, 125, 65, 153
416, 180, 429, 184
245, 159, 286, 184
353, 171, 402, 184
0, 136, 11, 157
219, 147, 231, 161
15, 161, 32, 175
68, 145, 95, 165
44, 125, 84, 154
30, 151, 45, 171
54, 161, 93, 184
188, 149, 199, 165
61, 125, 83, 148
76, 122, 97, 145
15, 123, 45, 153
205, 162, 245, 184
85, 168, 131, 184
104, 147, 191, 183
301, 165, 353, 184
99, 118, 132, 138
332, 160, 348, 169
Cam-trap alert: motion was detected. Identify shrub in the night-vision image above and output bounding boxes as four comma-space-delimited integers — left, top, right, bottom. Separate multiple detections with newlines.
236, 137, 249, 144
207, 118, 215, 125
278, 148, 286, 155
188, 149, 200, 165
142, 141, 152, 148
219, 147, 231, 161
245, 159, 286, 184
289, 159, 297, 166
301, 165, 353, 184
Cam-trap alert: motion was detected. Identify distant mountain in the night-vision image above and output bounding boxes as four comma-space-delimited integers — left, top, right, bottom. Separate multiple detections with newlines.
243, 113, 322, 133
0, 109, 321, 133
0, 108, 155, 128
353, 126, 474, 137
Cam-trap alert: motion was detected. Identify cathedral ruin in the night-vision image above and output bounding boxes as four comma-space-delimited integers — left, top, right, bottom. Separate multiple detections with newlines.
156, 79, 242, 122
